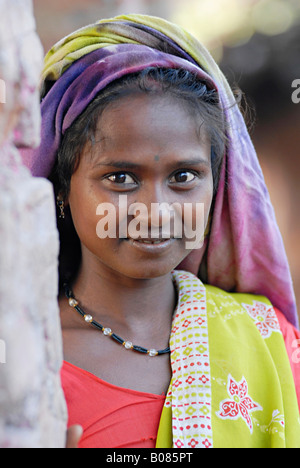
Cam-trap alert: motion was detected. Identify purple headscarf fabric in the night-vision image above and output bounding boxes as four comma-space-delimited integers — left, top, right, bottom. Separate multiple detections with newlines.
21, 15, 298, 327
22, 45, 213, 178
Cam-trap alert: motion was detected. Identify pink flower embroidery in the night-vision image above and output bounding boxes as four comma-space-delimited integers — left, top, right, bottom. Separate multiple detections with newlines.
216, 375, 263, 433
174, 439, 184, 448
202, 438, 212, 448
242, 301, 281, 338
188, 438, 199, 448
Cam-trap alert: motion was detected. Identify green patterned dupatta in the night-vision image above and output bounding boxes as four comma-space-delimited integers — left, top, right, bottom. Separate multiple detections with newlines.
156, 271, 300, 448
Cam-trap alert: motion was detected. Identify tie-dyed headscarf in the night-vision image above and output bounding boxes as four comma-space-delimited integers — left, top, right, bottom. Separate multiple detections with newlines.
21, 14, 298, 328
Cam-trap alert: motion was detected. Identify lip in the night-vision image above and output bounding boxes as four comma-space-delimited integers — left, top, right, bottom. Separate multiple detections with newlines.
126, 237, 175, 253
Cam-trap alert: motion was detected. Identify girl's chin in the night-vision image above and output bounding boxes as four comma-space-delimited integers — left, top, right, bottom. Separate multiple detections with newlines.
89, 238, 191, 280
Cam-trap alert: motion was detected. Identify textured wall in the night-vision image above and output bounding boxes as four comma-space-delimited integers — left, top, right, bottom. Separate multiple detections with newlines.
0, 0, 67, 448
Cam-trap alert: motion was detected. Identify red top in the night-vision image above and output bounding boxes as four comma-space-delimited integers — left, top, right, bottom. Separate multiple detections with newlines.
274, 308, 300, 408
61, 309, 300, 449
62, 361, 165, 448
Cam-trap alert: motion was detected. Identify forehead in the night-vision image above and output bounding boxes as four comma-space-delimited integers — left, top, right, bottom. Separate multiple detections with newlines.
83, 92, 211, 167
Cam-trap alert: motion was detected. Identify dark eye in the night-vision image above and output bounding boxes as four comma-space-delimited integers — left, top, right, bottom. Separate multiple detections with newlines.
170, 171, 196, 184
107, 172, 136, 184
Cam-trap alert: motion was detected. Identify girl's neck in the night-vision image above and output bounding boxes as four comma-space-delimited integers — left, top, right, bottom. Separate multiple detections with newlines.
70, 255, 177, 331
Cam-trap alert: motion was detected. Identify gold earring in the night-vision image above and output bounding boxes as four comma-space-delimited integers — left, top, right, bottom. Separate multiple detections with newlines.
57, 197, 65, 219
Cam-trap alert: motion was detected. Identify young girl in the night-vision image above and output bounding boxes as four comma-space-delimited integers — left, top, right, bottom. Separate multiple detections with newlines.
23, 14, 300, 448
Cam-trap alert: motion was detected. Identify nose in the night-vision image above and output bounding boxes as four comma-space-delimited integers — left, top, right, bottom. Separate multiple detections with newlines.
150, 202, 175, 236
128, 185, 178, 239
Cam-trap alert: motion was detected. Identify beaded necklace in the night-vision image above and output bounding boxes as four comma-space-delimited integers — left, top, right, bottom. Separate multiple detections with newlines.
64, 284, 171, 357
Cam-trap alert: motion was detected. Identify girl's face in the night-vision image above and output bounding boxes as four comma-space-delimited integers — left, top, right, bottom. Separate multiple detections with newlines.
68, 93, 213, 280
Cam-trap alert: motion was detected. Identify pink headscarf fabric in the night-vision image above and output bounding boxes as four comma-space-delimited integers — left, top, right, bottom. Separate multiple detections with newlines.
21, 15, 298, 327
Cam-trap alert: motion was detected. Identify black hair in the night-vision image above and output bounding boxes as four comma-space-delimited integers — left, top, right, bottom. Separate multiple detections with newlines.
49, 67, 228, 288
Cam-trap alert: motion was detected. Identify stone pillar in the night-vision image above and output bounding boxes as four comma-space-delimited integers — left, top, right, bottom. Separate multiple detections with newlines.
0, 0, 67, 448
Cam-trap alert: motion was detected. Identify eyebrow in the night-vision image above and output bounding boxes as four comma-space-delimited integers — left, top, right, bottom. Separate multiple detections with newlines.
175, 158, 211, 167
91, 157, 210, 170
92, 160, 142, 170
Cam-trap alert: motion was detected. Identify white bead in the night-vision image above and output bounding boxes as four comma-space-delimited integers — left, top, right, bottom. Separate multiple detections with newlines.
149, 349, 158, 357
69, 298, 78, 307
103, 327, 112, 336
124, 341, 133, 350
84, 314, 93, 323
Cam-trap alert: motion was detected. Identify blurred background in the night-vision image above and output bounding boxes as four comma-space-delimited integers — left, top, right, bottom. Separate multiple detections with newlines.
33, 0, 300, 319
